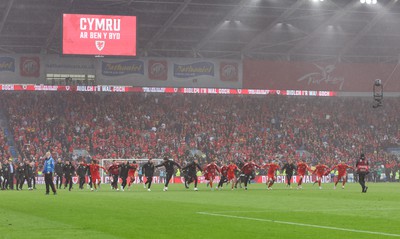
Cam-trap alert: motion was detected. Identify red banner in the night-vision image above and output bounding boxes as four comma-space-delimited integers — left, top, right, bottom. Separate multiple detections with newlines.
244, 59, 400, 92
0, 84, 336, 96
63, 14, 136, 56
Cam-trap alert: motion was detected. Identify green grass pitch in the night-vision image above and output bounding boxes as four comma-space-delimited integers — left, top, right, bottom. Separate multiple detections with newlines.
0, 182, 399, 239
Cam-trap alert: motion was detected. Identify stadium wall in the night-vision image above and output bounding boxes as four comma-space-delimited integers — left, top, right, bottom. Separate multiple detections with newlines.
1, 54, 399, 93
243, 59, 400, 92
0, 54, 242, 88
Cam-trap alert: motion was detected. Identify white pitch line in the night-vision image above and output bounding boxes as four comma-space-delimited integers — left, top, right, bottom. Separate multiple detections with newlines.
197, 212, 400, 237
203, 208, 400, 214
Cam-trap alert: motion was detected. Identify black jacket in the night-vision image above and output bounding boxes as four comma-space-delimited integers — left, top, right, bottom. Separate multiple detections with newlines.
24, 164, 33, 178
282, 163, 296, 175
182, 162, 202, 176
2, 163, 9, 177
119, 163, 132, 178
55, 162, 64, 176
63, 164, 75, 177
142, 162, 155, 177
76, 165, 87, 177
156, 160, 181, 173
16, 166, 25, 178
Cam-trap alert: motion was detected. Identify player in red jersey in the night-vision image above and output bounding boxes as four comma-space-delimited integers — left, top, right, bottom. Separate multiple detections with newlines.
86, 160, 107, 191
312, 163, 329, 189
296, 161, 311, 189
227, 161, 239, 190
217, 164, 228, 190
241, 161, 261, 190
204, 160, 220, 190
127, 160, 139, 190
263, 161, 280, 190
108, 160, 120, 190
329, 161, 354, 189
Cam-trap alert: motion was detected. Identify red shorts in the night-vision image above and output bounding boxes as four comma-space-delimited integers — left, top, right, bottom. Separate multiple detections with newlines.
227, 173, 236, 180
91, 174, 101, 182
337, 174, 346, 179
128, 171, 135, 177
205, 173, 215, 181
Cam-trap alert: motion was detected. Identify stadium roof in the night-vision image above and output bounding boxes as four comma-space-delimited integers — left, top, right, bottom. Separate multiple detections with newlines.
1, 0, 400, 62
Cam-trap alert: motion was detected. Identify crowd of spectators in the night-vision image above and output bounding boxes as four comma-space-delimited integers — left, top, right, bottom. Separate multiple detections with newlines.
0, 127, 9, 160
0, 92, 399, 179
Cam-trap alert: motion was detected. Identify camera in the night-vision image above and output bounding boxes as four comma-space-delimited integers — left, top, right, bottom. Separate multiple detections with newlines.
373, 79, 383, 108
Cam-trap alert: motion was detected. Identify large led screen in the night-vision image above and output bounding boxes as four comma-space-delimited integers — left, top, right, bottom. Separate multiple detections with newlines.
63, 14, 136, 56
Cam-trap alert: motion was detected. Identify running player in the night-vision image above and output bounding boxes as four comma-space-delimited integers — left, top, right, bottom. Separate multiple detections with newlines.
127, 160, 139, 190
155, 157, 181, 191
312, 162, 329, 189
329, 161, 354, 189
86, 160, 107, 191
217, 164, 228, 190
296, 161, 311, 189
241, 160, 261, 190
263, 161, 280, 190
182, 158, 202, 191
204, 160, 220, 190
227, 161, 238, 190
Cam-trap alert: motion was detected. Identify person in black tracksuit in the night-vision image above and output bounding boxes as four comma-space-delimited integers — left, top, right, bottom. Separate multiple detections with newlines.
356, 153, 369, 193
142, 159, 155, 191
55, 159, 64, 189
31, 161, 37, 189
234, 160, 245, 188
16, 163, 25, 190
76, 162, 87, 190
119, 161, 132, 191
156, 156, 182, 191
86, 164, 92, 189
281, 159, 296, 188
182, 158, 202, 191
63, 160, 75, 191
24, 160, 34, 190
2, 160, 9, 189
0, 162, 3, 190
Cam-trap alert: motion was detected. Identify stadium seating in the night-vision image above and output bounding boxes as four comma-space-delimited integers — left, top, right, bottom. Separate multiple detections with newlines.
1, 92, 399, 174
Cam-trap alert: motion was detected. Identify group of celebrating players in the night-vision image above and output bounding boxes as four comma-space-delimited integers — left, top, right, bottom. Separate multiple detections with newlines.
41, 152, 370, 194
